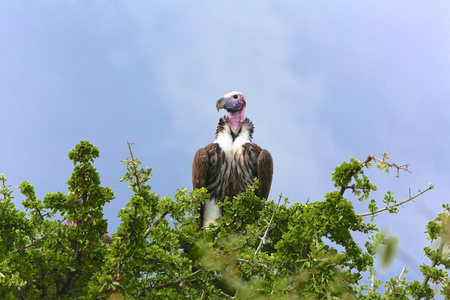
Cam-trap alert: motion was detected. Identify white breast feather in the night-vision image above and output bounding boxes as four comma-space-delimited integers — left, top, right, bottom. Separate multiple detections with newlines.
202, 198, 222, 229
203, 122, 253, 228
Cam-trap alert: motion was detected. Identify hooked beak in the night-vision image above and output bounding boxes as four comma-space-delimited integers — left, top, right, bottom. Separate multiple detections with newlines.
216, 97, 227, 111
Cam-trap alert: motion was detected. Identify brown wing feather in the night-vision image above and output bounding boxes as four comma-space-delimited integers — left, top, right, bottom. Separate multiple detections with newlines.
193, 144, 222, 228
256, 149, 273, 199
192, 148, 209, 189
192, 147, 209, 228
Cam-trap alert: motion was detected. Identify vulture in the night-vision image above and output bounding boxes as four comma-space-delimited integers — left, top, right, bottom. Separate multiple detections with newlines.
192, 91, 273, 228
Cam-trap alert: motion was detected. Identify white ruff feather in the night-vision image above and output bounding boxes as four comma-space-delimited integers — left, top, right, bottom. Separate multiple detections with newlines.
214, 121, 252, 149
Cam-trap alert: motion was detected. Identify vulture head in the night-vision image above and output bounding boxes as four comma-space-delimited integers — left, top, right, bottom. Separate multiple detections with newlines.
216, 91, 246, 135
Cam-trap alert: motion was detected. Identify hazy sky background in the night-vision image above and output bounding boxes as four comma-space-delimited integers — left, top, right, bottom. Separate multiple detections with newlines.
1, 1, 450, 287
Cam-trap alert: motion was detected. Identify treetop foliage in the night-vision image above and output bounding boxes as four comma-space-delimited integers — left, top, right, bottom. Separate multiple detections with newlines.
0, 141, 447, 299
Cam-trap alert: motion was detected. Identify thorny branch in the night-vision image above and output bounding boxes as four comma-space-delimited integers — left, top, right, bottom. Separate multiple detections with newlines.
127, 140, 147, 201
358, 185, 433, 217
255, 194, 283, 256
339, 154, 411, 196
126, 141, 147, 231
369, 154, 411, 178
126, 141, 167, 238
126, 141, 142, 238
422, 237, 445, 288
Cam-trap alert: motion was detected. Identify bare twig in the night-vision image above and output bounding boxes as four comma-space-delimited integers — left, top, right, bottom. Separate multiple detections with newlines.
389, 265, 407, 294
255, 194, 283, 256
397, 265, 407, 282
219, 291, 235, 298
369, 155, 410, 178
358, 186, 433, 217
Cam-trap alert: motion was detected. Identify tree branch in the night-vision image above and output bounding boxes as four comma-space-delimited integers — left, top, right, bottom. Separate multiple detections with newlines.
389, 265, 407, 294
237, 258, 269, 270
144, 211, 168, 238
339, 154, 411, 196
369, 154, 411, 178
54, 243, 82, 297
10, 221, 62, 255
358, 185, 433, 217
1, 174, 11, 201
140, 268, 203, 295
127, 140, 146, 200
397, 265, 407, 282
219, 291, 235, 298
422, 237, 445, 287
126, 140, 146, 236
255, 194, 282, 256
370, 267, 375, 292
339, 156, 373, 196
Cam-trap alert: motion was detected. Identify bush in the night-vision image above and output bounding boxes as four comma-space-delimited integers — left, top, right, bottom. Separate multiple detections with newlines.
0, 141, 445, 299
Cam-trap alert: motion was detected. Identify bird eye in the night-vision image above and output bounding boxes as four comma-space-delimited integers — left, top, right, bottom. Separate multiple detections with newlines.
233, 94, 239, 99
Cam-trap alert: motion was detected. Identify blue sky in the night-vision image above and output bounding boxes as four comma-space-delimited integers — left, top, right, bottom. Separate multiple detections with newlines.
1, 1, 450, 285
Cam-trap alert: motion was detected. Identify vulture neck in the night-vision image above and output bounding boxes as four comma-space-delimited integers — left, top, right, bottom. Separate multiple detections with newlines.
228, 107, 246, 136
215, 116, 254, 143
